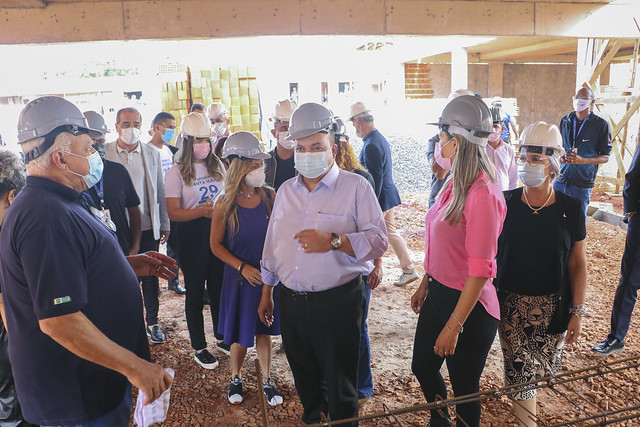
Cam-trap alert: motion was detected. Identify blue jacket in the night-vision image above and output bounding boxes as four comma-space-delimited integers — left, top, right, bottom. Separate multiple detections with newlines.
557, 111, 611, 188
624, 143, 640, 214
359, 129, 401, 211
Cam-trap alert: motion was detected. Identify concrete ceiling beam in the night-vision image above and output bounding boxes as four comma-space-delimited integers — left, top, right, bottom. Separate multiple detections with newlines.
1, 0, 46, 8
0, 1, 638, 44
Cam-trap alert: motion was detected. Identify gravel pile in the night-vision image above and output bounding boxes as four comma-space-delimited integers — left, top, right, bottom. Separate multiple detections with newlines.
349, 132, 433, 196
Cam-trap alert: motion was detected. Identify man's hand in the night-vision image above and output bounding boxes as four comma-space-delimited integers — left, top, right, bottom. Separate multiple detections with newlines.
127, 251, 177, 280
563, 149, 585, 165
128, 359, 173, 405
159, 231, 170, 245
367, 261, 383, 290
294, 229, 332, 253
257, 292, 274, 327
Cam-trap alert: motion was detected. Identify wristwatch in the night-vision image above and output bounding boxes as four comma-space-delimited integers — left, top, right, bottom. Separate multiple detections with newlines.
330, 232, 342, 250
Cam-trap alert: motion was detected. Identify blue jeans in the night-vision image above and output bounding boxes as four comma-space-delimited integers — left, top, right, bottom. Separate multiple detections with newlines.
358, 287, 373, 399
553, 181, 592, 217
43, 383, 132, 427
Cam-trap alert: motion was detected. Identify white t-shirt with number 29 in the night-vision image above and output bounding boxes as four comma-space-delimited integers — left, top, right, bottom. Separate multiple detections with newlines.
164, 162, 225, 210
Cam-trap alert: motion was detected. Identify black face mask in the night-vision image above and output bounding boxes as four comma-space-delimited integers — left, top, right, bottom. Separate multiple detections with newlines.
92, 140, 106, 158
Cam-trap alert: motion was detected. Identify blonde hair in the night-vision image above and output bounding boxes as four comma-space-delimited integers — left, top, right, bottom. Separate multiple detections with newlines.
335, 139, 365, 173
177, 137, 224, 186
441, 134, 496, 225
222, 158, 273, 235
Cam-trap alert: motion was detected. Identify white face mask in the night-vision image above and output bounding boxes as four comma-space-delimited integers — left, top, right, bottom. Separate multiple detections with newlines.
295, 150, 330, 179
278, 132, 295, 150
245, 167, 266, 188
518, 162, 547, 188
120, 127, 141, 146
573, 98, 591, 113
212, 122, 227, 137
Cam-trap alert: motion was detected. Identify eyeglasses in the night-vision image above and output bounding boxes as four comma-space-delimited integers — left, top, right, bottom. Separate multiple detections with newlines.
516, 154, 550, 166
573, 96, 593, 101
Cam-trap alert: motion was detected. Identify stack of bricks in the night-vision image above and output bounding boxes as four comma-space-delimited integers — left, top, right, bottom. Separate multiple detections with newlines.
404, 63, 434, 99
161, 65, 262, 140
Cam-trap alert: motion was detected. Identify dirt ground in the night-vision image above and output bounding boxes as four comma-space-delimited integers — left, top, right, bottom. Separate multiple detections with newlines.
136, 191, 640, 426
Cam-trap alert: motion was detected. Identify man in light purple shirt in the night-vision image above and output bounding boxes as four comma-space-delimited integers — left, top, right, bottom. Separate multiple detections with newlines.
258, 102, 387, 425
486, 107, 518, 191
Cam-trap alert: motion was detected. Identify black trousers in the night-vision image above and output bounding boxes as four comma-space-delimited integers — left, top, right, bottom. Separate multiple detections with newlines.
139, 230, 160, 326
412, 278, 498, 427
280, 276, 365, 426
176, 218, 224, 350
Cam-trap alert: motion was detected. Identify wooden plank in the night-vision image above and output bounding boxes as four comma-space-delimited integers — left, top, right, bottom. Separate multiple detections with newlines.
611, 138, 627, 178
612, 95, 640, 138
588, 39, 624, 87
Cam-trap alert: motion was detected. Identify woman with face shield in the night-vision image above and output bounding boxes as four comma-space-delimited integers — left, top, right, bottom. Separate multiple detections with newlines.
494, 122, 587, 426
411, 96, 507, 427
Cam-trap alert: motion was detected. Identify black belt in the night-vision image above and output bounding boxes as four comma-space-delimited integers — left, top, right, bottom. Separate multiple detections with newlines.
280, 275, 362, 302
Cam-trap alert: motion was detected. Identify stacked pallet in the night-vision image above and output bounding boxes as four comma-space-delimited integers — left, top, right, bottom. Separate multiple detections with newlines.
160, 65, 261, 140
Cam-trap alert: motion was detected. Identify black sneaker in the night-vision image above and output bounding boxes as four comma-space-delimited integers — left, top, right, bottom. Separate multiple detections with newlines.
592, 337, 625, 356
217, 341, 231, 356
263, 378, 283, 406
194, 349, 219, 370
168, 282, 186, 295
146, 325, 166, 344
228, 375, 244, 404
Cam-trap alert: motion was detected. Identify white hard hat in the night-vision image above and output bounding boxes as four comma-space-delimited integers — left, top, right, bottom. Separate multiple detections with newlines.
428, 95, 493, 146
207, 102, 228, 121
272, 99, 297, 122
348, 102, 370, 121
181, 112, 215, 138
517, 122, 563, 156
286, 102, 336, 141
222, 131, 270, 160
18, 96, 103, 162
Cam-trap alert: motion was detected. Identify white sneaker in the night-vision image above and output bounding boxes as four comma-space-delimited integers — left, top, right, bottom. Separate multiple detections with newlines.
394, 271, 419, 286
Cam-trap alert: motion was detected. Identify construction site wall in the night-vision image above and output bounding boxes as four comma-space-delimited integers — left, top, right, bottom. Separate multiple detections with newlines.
427, 63, 575, 130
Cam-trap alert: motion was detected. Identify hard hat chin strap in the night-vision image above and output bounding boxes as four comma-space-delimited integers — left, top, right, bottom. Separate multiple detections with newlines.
447, 125, 488, 147
23, 125, 88, 163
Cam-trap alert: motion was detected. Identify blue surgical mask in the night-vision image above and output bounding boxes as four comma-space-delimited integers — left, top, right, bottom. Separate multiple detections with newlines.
518, 162, 547, 188
161, 128, 176, 143
294, 150, 330, 179
67, 151, 104, 189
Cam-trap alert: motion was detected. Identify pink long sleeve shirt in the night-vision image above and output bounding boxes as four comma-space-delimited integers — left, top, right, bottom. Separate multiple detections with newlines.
424, 172, 507, 320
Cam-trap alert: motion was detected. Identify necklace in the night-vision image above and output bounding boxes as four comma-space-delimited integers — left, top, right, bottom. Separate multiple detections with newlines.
522, 187, 554, 215
238, 189, 254, 199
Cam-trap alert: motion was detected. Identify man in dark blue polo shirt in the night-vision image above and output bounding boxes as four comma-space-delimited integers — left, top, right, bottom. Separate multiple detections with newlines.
0, 96, 175, 427
554, 87, 612, 215
350, 101, 418, 286
84, 111, 142, 256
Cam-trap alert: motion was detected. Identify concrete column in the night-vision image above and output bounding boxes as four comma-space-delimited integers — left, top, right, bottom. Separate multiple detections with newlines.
488, 62, 504, 98
451, 47, 468, 92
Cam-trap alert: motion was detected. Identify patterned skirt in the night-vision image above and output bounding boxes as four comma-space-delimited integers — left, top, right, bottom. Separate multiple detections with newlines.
498, 291, 566, 401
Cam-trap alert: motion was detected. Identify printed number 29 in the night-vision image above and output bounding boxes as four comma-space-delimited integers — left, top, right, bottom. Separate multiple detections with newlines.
199, 185, 219, 204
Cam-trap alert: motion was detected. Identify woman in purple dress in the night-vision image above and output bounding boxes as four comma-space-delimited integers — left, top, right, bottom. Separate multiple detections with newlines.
209, 131, 282, 406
